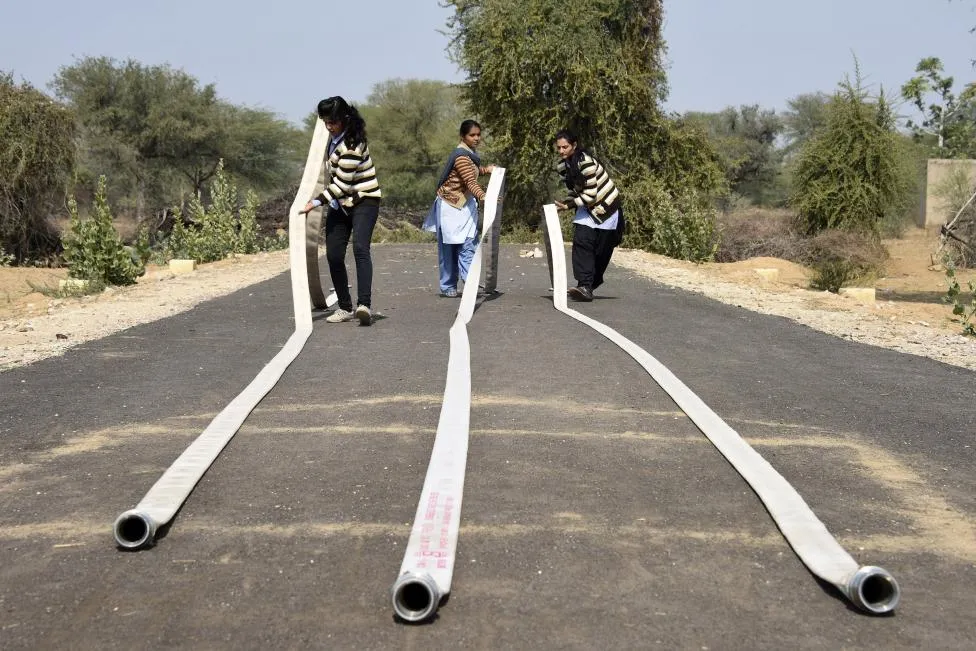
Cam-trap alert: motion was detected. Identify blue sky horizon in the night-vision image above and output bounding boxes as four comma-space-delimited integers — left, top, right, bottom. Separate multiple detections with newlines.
2, 1, 974, 126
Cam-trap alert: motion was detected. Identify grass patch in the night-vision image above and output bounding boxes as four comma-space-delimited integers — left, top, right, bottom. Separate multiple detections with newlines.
26, 278, 104, 298
373, 221, 434, 244
499, 222, 544, 244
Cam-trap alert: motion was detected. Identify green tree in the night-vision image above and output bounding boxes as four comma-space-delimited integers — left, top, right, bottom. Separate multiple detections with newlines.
781, 92, 831, 156
901, 57, 976, 157
361, 79, 467, 209
443, 0, 724, 259
792, 71, 919, 235
52, 57, 303, 218
0, 73, 75, 262
683, 105, 784, 206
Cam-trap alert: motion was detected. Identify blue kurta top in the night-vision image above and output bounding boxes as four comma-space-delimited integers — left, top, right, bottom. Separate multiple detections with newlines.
423, 196, 478, 244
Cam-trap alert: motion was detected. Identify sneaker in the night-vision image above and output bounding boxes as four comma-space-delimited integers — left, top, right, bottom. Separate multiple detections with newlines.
568, 286, 594, 302
355, 304, 372, 326
440, 288, 458, 298
326, 307, 354, 323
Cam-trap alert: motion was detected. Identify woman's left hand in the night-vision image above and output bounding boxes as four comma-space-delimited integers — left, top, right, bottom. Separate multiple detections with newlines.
554, 201, 568, 210
301, 201, 315, 214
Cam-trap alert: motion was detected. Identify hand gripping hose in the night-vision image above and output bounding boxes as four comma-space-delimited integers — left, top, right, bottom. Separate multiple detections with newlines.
541, 204, 900, 615
113, 121, 336, 550
391, 169, 506, 622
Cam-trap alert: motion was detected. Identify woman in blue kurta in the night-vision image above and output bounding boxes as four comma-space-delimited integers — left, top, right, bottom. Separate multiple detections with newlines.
423, 120, 495, 297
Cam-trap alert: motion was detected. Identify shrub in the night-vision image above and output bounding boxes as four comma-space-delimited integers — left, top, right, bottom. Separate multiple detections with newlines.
0, 247, 13, 266
0, 74, 75, 262
623, 175, 718, 262
714, 208, 807, 263
804, 229, 888, 291
259, 229, 289, 252
809, 260, 858, 292
236, 190, 260, 255
944, 258, 976, 336
62, 176, 143, 287
791, 70, 918, 236
162, 161, 261, 262
132, 227, 152, 266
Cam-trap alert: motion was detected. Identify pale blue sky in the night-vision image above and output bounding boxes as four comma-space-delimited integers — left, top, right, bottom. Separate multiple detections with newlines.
1, 1, 974, 125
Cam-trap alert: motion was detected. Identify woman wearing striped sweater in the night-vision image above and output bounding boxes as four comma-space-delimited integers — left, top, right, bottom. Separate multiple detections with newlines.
302, 96, 382, 325
553, 129, 624, 302
423, 120, 495, 297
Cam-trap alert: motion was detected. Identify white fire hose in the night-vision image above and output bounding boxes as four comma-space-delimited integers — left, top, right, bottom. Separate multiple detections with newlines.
541, 204, 899, 614
113, 121, 336, 549
391, 169, 507, 622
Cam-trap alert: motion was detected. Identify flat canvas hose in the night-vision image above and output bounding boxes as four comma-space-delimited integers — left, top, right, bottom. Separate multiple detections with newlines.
304, 161, 332, 309
541, 204, 900, 615
391, 170, 506, 623
305, 207, 330, 309
113, 121, 336, 550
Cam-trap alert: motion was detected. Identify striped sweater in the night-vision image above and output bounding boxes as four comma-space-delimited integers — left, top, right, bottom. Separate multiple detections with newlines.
315, 138, 382, 209
556, 152, 621, 223
437, 154, 489, 208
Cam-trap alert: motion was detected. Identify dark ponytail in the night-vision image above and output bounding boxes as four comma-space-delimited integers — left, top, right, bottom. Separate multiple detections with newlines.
317, 96, 368, 147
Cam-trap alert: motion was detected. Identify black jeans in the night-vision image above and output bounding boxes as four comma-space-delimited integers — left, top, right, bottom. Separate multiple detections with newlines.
571, 222, 618, 290
324, 199, 379, 310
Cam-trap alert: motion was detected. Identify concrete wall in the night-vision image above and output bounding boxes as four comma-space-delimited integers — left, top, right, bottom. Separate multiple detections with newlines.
921, 159, 976, 227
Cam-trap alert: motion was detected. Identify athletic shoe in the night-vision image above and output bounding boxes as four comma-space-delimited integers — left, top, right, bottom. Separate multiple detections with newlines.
440, 288, 458, 298
568, 286, 594, 302
355, 304, 372, 326
326, 307, 354, 323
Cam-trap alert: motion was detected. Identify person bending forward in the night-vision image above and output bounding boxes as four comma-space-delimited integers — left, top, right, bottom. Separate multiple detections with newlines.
303, 96, 382, 325
553, 129, 624, 302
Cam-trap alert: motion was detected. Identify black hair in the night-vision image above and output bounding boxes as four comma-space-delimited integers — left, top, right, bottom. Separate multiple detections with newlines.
317, 96, 367, 147
553, 128, 579, 148
554, 128, 587, 190
460, 119, 482, 137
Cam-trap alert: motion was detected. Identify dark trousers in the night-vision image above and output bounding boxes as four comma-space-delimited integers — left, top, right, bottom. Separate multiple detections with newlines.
571, 223, 617, 290
324, 199, 379, 309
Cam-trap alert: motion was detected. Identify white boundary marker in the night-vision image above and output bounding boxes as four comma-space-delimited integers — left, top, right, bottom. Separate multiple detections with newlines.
391, 169, 506, 622
541, 204, 900, 615
112, 121, 337, 549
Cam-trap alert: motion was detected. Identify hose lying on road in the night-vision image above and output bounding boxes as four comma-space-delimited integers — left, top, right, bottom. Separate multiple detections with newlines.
113, 121, 336, 550
391, 169, 506, 623
541, 204, 900, 615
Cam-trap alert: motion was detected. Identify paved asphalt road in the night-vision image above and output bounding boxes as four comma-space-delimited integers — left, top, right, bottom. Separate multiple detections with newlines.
1, 244, 974, 650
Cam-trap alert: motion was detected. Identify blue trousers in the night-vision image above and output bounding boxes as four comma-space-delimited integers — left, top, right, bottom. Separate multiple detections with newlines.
438, 228, 478, 292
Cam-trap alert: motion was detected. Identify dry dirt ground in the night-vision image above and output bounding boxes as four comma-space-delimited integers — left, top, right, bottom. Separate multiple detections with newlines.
1, 227, 975, 372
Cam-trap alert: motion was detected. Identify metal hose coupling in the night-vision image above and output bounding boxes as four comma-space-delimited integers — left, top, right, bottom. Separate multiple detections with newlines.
113, 510, 157, 550
844, 566, 900, 614
391, 572, 441, 623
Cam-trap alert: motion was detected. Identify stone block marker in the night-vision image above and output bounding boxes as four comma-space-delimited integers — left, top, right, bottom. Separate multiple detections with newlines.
839, 287, 876, 305
168, 259, 196, 274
